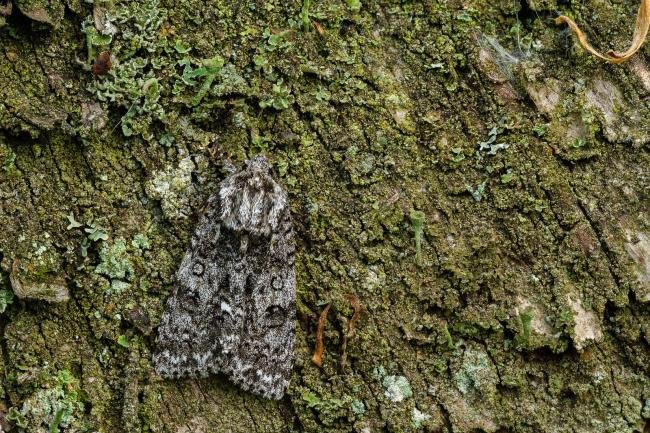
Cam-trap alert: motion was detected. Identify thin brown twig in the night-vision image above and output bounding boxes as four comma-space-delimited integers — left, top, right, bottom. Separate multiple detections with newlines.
556, 0, 650, 64
311, 303, 330, 367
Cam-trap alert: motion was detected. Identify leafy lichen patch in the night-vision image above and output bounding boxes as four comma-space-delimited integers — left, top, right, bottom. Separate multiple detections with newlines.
94, 237, 134, 282
452, 346, 499, 398
6, 370, 87, 432
382, 375, 413, 403
145, 156, 206, 220
411, 407, 431, 428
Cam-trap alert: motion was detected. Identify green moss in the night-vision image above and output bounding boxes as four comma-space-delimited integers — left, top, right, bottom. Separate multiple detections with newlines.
409, 209, 425, 265
116, 334, 130, 348
443, 324, 455, 350
0, 289, 14, 313
189, 56, 225, 106
259, 79, 294, 110
519, 311, 533, 345
0, 0, 648, 430
0, 142, 21, 176
299, 389, 353, 425
347, 0, 361, 12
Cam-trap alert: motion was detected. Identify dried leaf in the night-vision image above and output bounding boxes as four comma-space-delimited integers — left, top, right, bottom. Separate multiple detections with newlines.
311, 303, 330, 367
556, 0, 650, 64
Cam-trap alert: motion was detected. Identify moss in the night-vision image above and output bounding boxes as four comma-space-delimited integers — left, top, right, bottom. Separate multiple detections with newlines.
409, 209, 425, 266
297, 388, 354, 426
0, 289, 14, 313
0, 0, 648, 430
0, 142, 21, 177
518, 310, 533, 345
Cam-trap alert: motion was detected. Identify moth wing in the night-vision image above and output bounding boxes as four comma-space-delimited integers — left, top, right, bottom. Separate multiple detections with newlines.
218, 204, 296, 400
153, 198, 226, 378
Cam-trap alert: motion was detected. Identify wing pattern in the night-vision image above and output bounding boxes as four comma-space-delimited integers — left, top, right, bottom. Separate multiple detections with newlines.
153, 156, 295, 399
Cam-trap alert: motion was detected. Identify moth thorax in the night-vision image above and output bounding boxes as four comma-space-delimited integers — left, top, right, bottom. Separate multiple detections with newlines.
220, 176, 286, 236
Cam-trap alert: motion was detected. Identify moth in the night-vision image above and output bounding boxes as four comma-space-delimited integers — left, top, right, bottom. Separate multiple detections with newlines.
153, 156, 296, 399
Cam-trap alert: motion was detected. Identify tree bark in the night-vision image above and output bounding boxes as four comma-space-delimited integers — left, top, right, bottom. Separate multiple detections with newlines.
0, 0, 649, 432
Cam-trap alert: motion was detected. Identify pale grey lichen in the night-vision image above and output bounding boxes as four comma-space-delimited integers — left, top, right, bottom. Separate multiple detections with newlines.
411, 408, 431, 428
145, 156, 200, 220
382, 375, 413, 403
351, 399, 366, 416
6, 370, 86, 432
95, 238, 135, 281
453, 347, 499, 397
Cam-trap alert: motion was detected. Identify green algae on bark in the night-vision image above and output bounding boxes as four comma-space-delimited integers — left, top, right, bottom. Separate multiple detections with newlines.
0, 0, 648, 431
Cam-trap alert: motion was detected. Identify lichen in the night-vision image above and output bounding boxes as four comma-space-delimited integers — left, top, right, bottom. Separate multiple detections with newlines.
411, 408, 431, 428
567, 294, 603, 351
6, 370, 87, 433
351, 399, 365, 416
94, 238, 135, 289
131, 234, 150, 250
145, 156, 202, 220
453, 347, 498, 398
0, 0, 649, 430
382, 375, 413, 403
5, 236, 69, 303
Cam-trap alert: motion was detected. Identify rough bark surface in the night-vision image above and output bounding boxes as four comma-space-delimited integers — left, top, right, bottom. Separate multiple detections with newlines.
0, 0, 648, 432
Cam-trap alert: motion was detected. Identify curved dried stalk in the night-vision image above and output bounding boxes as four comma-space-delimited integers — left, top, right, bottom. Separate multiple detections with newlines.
311, 304, 330, 367
556, 0, 650, 64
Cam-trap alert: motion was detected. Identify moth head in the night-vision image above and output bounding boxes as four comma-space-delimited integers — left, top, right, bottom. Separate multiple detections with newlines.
245, 155, 272, 174
219, 156, 288, 236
